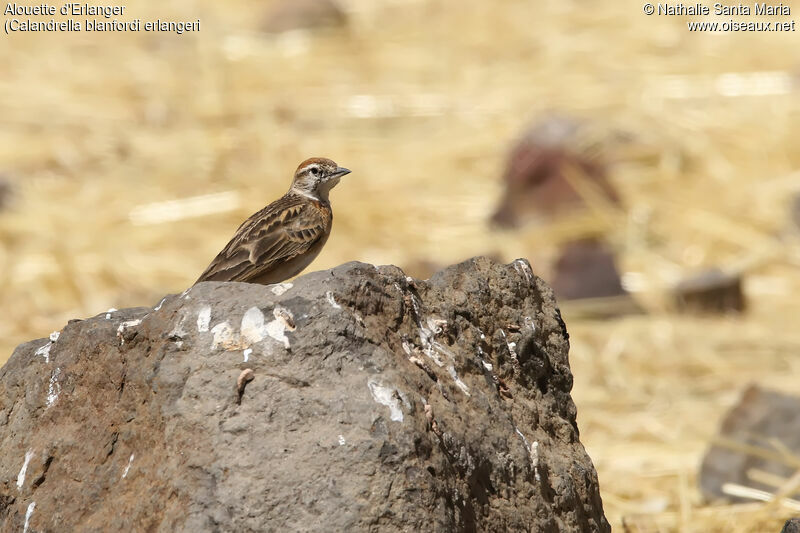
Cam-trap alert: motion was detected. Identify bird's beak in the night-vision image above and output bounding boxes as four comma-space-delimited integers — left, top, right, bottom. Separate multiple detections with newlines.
332, 167, 351, 179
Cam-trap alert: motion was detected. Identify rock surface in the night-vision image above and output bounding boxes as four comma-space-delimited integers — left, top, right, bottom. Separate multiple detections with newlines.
0, 257, 608, 532
782, 518, 800, 533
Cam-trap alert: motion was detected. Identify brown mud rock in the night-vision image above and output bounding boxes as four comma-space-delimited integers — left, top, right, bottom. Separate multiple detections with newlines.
673, 268, 745, 314
0, 174, 12, 212
261, 0, 347, 34
491, 114, 622, 229
550, 239, 626, 301
700, 385, 800, 503
0, 258, 609, 532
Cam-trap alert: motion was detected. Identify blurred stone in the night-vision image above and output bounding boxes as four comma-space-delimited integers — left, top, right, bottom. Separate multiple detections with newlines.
550, 239, 626, 301
673, 268, 745, 313
549, 239, 642, 319
790, 193, 800, 232
491, 114, 621, 229
261, 0, 347, 34
699, 385, 800, 503
782, 519, 800, 533
0, 175, 12, 211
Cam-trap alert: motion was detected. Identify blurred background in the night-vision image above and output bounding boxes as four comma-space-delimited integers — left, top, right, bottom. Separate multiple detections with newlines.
2, 0, 800, 530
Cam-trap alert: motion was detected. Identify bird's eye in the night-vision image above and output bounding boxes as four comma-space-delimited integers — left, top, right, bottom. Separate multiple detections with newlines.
310, 167, 319, 176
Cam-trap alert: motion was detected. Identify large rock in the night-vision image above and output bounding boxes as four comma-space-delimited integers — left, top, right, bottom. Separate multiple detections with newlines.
0, 258, 609, 532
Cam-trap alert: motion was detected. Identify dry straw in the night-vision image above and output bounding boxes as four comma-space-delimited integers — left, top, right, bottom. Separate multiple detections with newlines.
1, 0, 800, 530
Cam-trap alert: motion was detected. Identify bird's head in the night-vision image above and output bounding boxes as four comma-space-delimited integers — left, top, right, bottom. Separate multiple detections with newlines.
290, 157, 350, 202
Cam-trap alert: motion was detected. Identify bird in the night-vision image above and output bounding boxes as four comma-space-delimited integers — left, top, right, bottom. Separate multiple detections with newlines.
195, 157, 350, 285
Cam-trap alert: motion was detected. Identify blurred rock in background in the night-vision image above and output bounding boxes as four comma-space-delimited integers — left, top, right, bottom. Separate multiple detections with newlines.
0, 174, 13, 212
261, 0, 348, 34
673, 268, 745, 314
489, 115, 638, 315
550, 239, 625, 301
791, 193, 800, 232
548, 239, 642, 319
490, 114, 621, 229
699, 385, 800, 504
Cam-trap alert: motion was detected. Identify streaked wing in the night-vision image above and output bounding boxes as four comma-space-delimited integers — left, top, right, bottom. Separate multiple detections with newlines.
196, 195, 328, 283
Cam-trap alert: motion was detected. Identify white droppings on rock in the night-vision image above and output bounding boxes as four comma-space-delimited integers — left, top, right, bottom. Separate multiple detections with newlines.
122, 453, 134, 479
325, 291, 341, 309
515, 427, 531, 449
500, 329, 518, 361
352, 312, 366, 328
514, 259, 533, 284
211, 321, 236, 350
196, 306, 211, 333
338, 435, 346, 446
23, 501, 35, 533
427, 317, 448, 333
17, 450, 33, 489
34, 342, 52, 364
531, 441, 541, 482
241, 306, 293, 349
419, 317, 453, 367
105, 308, 118, 319
35, 332, 61, 363
118, 319, 142, 332
46, 368, 61, 407
405, 276, 414, 283
447, 366, 470, 396
241, 307, 267, 344
270, 282, 293, 296
273, 306, 296, 331
153, 297, 167, 311
514, 427, 540, 478
481, 359, 493, 372
404, 290, 454, 367
266, 307, 292, 349
211, 306, 296, 353
117, 319, 143, 345
397, 389, 412, 409
524, 316, 536, 333
367, 380, 404, 422
401, 341, 413, 355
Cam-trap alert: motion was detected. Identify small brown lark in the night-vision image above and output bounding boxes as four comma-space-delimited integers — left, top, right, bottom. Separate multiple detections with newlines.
195, 157, 350, 285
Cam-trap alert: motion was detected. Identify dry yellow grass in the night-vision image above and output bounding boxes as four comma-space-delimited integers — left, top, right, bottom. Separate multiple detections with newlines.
2, 0, 800, 530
